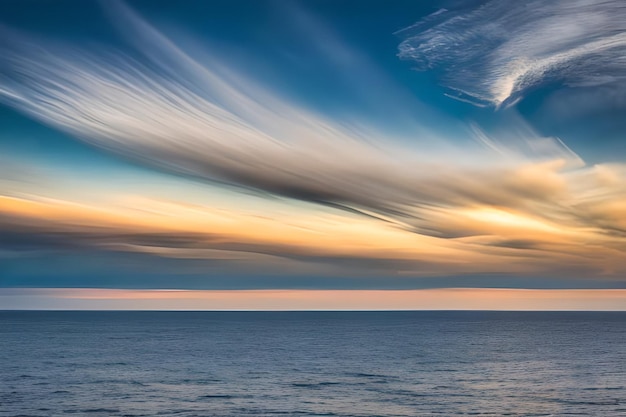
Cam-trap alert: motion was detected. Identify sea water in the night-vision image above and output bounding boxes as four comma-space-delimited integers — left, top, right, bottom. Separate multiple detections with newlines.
1, 311, 624, 416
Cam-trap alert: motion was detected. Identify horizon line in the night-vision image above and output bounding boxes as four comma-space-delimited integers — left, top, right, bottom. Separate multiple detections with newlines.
2, 309, 626, 312
1, 288, 625, 311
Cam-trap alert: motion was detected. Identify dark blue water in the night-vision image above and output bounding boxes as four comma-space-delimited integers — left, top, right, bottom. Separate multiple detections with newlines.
1, 311, 625, 417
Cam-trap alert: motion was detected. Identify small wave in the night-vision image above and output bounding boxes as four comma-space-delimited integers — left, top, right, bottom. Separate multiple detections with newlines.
180, 378, 222, 384
198, 394, 235, 399
554, 398, 620, 406
80, 408, 121, 413
8, 414, 48, 417
349, 372, 391, 378
155, 409, 195, 415
582, 386, 624, 391
292, 381, 342, 388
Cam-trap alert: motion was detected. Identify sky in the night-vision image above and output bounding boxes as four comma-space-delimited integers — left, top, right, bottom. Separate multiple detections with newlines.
1, 0, 625, 310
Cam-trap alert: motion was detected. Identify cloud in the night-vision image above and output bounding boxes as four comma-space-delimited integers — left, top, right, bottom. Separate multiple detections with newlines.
397, 0, 626, 108
0, 2, 588, 231
1, 1, 626, 286
1, 186, 626, 283
0, 195, 457, 277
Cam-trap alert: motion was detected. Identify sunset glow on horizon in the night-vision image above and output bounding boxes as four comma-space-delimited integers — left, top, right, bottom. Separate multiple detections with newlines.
3, 288, 625, 311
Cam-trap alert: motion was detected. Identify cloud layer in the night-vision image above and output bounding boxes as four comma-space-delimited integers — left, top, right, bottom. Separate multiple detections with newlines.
0, 3, 590, 228
1, 1, 626, 287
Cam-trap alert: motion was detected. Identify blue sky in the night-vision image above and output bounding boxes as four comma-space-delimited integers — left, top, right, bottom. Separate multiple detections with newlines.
1, 0, 626, 304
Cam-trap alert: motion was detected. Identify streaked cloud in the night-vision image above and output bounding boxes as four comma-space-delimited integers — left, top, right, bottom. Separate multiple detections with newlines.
0, 4, 615, 224
2, 179, 626, 283
397, 0, 626, 108
1, 1, 626, 289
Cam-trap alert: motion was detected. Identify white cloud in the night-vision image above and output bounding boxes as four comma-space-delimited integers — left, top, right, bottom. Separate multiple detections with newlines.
397, 0, 626, 107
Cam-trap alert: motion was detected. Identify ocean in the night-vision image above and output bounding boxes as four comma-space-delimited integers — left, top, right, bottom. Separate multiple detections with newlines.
1, 311, 624, 416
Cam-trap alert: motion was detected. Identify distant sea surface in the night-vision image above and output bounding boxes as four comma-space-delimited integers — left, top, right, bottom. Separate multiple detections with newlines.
1, 311, 625, 417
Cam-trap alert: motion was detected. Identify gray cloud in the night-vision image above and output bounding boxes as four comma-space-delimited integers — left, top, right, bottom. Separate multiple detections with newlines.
0, 213, 438, 275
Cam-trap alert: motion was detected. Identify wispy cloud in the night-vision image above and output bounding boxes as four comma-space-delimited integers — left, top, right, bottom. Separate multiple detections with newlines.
0, 3, 588, 226
1, 1, 626, 286
397, 0, 626, 108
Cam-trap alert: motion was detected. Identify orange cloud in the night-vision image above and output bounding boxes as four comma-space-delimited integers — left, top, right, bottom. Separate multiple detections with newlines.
2, 188, 626, 280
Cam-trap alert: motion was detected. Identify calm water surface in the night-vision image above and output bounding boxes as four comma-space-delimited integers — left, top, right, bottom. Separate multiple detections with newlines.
1, 311, 625, 416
